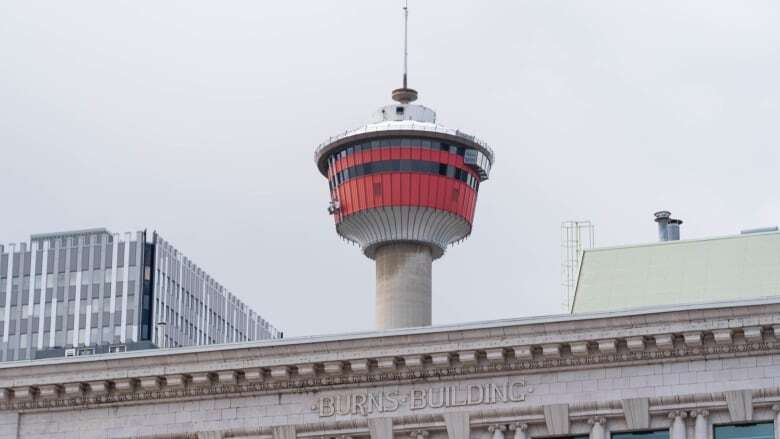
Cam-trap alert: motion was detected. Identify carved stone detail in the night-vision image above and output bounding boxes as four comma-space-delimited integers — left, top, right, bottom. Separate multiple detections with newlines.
513, 346, 533, 359
430, 353, 451, 366
542, 344, 561, 358
626, 337, 645, 351
485, 348, 506, 362
403, 355, 424, 368
743, 327, 763, 342
713, 329, 733, 344
458, 350, 478, 364
509, 423, 528, 439
725, 389, 753, 422
683, 332, 703, 347
597, 339, 617, 353
570, 341, 589, 356
489, 424, 507, 439
654, 334, 674, 349
622, 397, 649, 429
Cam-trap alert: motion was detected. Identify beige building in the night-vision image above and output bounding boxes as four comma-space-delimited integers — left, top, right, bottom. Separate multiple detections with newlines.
0, 297, 779, 439
572, 230, 780, 314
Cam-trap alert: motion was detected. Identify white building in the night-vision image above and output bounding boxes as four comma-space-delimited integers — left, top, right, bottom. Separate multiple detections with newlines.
0, 297, 778, 439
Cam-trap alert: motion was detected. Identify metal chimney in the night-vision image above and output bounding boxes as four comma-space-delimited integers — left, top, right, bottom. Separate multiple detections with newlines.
667, 218, 683, 241
654, 211, 671, 241
654, 211, 682, 242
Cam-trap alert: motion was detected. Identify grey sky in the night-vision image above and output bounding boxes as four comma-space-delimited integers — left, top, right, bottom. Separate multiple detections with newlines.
1, 1, 778, 337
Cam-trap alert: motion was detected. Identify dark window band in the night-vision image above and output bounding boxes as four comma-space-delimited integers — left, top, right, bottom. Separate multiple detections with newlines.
329, 160, 479, 191
328, 137, 468, 163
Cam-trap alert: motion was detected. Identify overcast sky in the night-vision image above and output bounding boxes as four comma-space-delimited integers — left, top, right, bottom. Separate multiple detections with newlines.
1, 1, 778, 337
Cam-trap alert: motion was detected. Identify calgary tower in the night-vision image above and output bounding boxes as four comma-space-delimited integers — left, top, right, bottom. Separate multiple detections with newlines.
314, 2, 494, 330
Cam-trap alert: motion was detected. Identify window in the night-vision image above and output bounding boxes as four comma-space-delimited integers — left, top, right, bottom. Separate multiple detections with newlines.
714, 423, 773, 439
108, 345, 127, 353
612, 431, 670, 439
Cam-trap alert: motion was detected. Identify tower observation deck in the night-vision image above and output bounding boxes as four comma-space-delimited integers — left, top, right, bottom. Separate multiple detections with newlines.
314, 92, 494, 329
314, 4, 494, 330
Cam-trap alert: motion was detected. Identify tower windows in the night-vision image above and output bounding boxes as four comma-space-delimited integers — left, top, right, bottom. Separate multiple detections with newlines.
333, 160, 478, 190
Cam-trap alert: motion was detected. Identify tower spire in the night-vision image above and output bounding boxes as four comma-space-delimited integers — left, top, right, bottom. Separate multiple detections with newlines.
392, 0, 418, 104
403, 0, 408, 88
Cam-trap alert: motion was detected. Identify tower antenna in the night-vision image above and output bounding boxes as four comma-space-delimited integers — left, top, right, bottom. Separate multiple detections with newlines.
403, 0, 409, 89
392, 0, 418, 103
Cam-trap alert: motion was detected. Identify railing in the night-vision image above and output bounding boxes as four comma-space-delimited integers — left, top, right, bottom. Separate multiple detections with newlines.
314, 121, 494, 162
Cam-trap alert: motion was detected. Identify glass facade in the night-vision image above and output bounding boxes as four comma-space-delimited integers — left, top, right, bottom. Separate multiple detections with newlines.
714, 423, 774, 439
0, 228, 280, 361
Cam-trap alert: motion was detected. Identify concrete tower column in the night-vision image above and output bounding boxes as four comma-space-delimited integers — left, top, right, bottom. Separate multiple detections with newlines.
374, 243, 432, 329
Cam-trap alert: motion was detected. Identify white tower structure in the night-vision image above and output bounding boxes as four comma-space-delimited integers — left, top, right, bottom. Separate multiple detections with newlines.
314, 2, 494, 330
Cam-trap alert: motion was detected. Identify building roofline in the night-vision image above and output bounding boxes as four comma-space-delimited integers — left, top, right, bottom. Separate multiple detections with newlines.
3, 295, 779, 369
583, 230, 780, 254
29, 228, 112, 240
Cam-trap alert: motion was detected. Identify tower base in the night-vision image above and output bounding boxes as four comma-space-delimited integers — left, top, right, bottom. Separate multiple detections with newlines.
374, 243, 432, 330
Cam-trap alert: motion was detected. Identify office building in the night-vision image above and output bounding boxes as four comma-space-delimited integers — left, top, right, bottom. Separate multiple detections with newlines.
0, 228, 279, 361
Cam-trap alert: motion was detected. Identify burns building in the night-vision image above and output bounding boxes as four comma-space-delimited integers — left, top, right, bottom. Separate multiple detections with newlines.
0, 228, 279, 361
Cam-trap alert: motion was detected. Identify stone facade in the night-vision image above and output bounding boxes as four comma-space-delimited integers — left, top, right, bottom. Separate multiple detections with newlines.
0, 298, 779, 439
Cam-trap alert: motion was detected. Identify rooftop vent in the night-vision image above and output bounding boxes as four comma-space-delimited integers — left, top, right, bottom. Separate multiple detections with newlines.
654, 211, 683, 242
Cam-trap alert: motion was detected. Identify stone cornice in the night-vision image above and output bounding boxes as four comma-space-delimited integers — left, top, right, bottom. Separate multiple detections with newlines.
1, 301, 779, 412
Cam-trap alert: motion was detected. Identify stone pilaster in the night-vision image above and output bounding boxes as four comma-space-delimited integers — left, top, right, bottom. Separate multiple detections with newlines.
488, 424, 506, 439
588, 417, 607, 439
669, 410, 687, 439
443, 413, 470, 439
410, 430, 429, 439
509, 423, 528, 439
690, 410, 708, 439
772, 405, 780, 439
